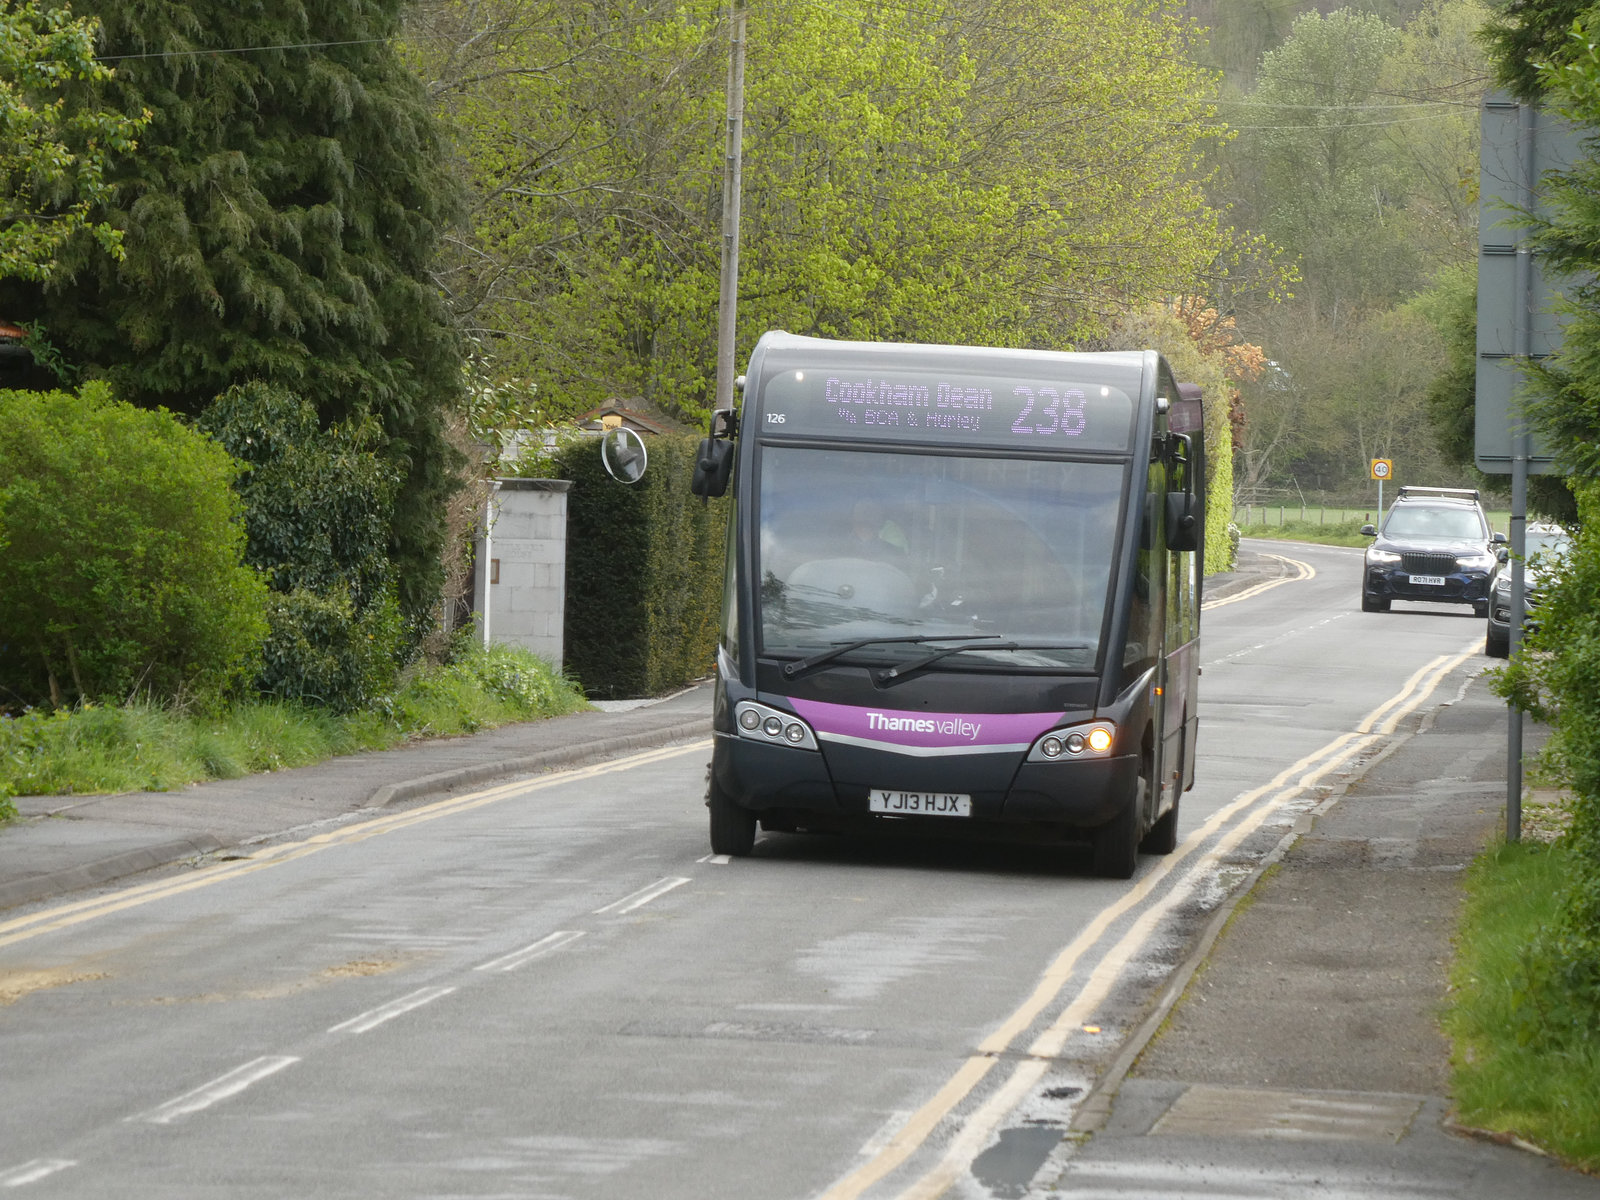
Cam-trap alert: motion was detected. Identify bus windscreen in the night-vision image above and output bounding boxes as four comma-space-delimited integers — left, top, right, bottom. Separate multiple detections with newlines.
757, 358, 1138, 452
756, 446, 1123, 672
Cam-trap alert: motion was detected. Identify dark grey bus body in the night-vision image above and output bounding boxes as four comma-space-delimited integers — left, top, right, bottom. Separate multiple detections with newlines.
698, 332, 1201, 878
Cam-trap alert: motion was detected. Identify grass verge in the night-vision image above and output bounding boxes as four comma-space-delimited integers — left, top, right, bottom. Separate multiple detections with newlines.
0, 643, 591, 811
1232, 518, 1371, 548
1444, 836, 1600, 1171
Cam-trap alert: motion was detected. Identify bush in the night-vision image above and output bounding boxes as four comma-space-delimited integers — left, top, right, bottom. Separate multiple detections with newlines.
554, 432, 729, 699
380, 640, 589, 734
198, 383, 408, 709
0, 384, 269, 711
1492, 481, 1600, 1038
256, 586, 404, 713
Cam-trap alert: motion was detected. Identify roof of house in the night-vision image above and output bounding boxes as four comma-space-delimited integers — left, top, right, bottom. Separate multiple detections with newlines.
575, 397, 695, 437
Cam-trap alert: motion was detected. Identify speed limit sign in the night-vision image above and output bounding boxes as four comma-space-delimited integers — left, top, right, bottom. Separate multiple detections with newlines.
1371, 458, 1392, 481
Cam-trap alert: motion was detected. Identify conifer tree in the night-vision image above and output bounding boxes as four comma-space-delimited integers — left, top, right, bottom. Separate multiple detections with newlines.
0, 0, 466, 632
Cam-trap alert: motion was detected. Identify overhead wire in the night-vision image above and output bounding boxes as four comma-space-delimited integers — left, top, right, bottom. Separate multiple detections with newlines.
87, 0, 1488, 128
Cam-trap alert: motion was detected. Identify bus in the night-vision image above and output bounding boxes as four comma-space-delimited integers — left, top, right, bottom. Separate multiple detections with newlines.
690, 332, 1202, 878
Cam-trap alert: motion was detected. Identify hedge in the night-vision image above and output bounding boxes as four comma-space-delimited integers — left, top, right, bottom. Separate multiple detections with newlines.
554, 432, 729, 699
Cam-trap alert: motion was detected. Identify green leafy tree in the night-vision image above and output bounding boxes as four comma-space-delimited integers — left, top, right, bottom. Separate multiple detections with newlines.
1480, 0, 1588, 99
0, 383, 268, 710
409, 0, 1248, 426
0, 0, 148, 282
0, 0, 467, 636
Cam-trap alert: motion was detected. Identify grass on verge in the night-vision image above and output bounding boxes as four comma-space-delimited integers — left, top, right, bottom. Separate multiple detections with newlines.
1445, 836, 1600, 1171
1233, 508, 1517, 551
0, 642, 592, 812
1232, 518, 1372, 548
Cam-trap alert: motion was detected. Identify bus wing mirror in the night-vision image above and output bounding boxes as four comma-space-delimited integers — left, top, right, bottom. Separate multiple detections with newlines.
1163, 432, 1200, 552
1166, 491, 1200, 552
691, 409, 738, 498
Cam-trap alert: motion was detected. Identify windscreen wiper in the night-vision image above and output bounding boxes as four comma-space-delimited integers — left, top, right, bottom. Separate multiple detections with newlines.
780, 634, 1000, 681
874, 640, 1093, 685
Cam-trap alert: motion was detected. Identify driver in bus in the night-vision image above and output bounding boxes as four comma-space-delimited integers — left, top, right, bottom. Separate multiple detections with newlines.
848, 499, 910, 561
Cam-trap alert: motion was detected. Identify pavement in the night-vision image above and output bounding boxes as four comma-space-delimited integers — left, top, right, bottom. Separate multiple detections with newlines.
1044, 666, 1600, 1197
2, 550, 1595, 1193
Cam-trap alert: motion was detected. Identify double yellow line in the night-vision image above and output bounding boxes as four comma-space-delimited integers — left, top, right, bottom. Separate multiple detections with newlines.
1203, 551, 1318, 610
816, 637, 1481, 1200
0, 741, 706, 952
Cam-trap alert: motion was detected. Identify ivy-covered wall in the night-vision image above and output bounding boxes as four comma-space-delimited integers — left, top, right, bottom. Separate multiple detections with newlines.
555, 433, 730, 699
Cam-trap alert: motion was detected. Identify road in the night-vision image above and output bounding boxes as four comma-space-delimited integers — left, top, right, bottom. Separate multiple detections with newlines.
0, 540, 1497, 1198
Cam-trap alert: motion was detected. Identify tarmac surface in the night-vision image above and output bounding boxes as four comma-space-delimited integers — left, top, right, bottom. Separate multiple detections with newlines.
1044, 667, 1599, 1197
2, 553, 1595, 1194
0, 686, 712, 914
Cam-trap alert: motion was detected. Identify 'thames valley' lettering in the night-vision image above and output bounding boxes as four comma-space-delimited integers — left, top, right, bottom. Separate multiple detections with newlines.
866, 711, 982, 741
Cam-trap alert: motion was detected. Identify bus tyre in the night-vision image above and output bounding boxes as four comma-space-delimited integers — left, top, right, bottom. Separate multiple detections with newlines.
1091, 770, 1145, 880
708, 778, 757, 857
1140, 795, 1179, 855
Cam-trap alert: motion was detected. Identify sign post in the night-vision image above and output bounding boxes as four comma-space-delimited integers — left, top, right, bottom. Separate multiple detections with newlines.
1370, 458, 1392, 515
1477, 94, 1579, 842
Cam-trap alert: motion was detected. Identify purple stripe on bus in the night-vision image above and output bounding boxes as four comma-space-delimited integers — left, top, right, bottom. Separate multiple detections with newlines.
789, 698, 1063, 750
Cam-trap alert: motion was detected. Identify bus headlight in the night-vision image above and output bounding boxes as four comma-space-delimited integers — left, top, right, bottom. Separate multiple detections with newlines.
1028, 722, 1116, 762
733, 701, 819, 751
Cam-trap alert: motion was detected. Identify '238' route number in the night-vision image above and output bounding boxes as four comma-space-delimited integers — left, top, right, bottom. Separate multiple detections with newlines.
1011, 386, 1087, 437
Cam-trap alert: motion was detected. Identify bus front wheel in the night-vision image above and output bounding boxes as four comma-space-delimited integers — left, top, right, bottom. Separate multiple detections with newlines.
708, 777, 757, 856
1091, 764, 1147, 880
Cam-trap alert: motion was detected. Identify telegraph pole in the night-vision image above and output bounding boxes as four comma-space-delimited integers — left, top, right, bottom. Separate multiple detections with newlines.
713, 0, 748, 419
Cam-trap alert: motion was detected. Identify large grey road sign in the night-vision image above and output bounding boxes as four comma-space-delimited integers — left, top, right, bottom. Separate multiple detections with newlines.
1476, 93, 1583, 475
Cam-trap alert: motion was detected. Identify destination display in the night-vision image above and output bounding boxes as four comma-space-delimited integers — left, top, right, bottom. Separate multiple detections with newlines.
756, 362, 1138, 452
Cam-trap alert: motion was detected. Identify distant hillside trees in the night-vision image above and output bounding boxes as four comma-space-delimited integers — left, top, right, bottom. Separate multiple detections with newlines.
1212, 1, 1494, 499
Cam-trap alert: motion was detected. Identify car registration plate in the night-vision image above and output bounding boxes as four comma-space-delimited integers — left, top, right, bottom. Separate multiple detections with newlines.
869, 790, 971, 817
1408, 574, 1446, 586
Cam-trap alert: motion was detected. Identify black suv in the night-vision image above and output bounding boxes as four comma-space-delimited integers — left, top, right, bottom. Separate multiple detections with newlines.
1360, 486, 1505, 615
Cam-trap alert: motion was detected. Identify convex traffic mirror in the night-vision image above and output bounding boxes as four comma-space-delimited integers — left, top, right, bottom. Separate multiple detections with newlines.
600, 427, 648, 484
